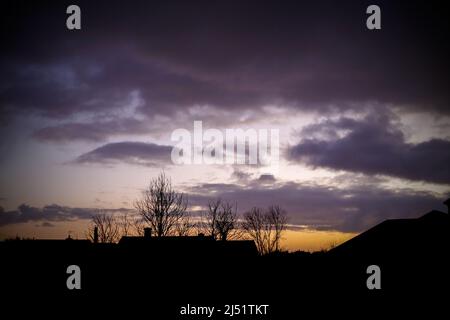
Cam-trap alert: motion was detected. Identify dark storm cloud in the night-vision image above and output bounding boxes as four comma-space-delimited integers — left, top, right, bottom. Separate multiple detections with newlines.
1, 0, 449, 129
288, 112, 450, 184
0, 204, 134, 226
74, 141, 173, 166
34, 118, 148, 142
0, 204, 92, 226
37, 222, 55, 227
186, 181, 447, 232
257, 174, 276, 183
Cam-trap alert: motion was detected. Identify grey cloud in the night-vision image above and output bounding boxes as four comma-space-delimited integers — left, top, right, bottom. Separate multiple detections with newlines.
0, 204, 134, 226
185, 181, 447, 232
288, 113, 450, 184
257, 174, 276, 182
0, 182, 446, 232
36, 222, 55, 227
231, 167, 253, 182
1, 0, 449, 127
0, 204, 93, 226
34, 118, 148, 142
230, 168, 277, 184
74, 141, 173, 167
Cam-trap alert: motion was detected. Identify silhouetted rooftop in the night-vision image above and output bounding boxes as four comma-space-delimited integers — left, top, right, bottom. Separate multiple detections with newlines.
118, 235, 258, 257
330, 210, 449, 257
119, 235, 215, 244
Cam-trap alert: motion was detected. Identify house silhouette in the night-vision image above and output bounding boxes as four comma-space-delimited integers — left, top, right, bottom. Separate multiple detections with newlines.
119, 228, 258, 258
330, 199, 450, 259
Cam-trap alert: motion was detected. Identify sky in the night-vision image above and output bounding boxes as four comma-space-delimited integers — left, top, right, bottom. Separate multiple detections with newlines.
0, 0, 449, 251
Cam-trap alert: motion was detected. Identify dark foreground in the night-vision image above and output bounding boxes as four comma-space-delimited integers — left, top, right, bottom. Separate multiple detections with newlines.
1, 235, 448, 318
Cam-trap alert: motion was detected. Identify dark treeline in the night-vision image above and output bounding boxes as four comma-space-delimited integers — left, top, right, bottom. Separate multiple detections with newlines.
86, 172, 288, 255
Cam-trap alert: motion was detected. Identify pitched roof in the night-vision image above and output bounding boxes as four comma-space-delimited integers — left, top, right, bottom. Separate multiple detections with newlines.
330, 210, 449, 257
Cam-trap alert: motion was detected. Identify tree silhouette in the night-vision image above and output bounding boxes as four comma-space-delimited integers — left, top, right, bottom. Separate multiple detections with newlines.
267, 205, 287, 252
86, 211, 120, 243
242, 205, 287, 255
135, 172, 188, 237
202, 199, 221, 239
174, 212, 194, 236
132, 217, 146, 236
201, 198, 239, 240
215, 201, 238, 241
119, 212, 133, 236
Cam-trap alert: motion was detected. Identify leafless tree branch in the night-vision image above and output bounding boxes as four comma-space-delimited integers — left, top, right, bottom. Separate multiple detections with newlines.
134, 172, 188, 237
242, 205, 287, 255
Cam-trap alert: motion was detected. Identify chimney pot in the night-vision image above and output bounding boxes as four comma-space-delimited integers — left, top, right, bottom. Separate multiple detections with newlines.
93, 226, 98, 244
144, 227, 152, 238
444, 198, 450, 214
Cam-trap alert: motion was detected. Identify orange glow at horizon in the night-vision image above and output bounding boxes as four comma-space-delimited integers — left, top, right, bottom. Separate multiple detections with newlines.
0, 221, 357, 252
281, 229, 357, 252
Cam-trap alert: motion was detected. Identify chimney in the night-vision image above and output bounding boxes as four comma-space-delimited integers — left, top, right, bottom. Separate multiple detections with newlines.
444, 198, 450, 214
93, 226, 99, 244
144, 227, 152, 238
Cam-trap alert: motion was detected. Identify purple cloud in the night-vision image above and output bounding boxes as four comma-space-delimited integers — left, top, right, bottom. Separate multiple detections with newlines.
0, 204, 134, 226
34, 118, 148, 143
289, 113, 450, 184
74, 141, 173, 167
185, 181, 447, 232
2, 0, 449, 127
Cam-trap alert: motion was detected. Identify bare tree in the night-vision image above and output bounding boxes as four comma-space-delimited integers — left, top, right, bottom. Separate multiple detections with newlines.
201, 199, 239, 241
242, 205, 287, 255
133, 216, 146, 236
267, 205, 287, 252
242, 207, 266, 254
118, 212, 133, 236
215, 201, 238, 241
201, 199, 221, 239
135, 172, 188, 237
86, 212, 121, 243
174, 213, 194, 236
